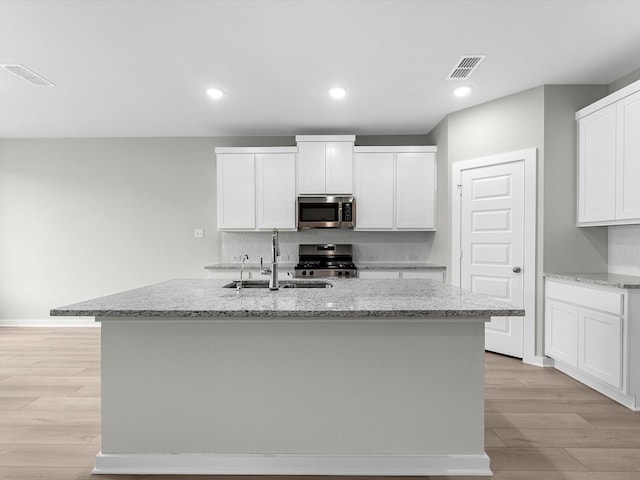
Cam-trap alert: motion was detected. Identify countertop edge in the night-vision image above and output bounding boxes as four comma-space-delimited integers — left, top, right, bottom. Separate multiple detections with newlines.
205, 262, 447, 271
544, 272, 640, 289
50, 309, 524, 319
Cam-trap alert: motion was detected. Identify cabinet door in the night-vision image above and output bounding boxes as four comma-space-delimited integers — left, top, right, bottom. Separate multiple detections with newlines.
216, 154, 256, 230
395, 153, 436, 230
544, 299, 578, 367
354, 152, 394, 230
358, 270, 400, 279
325, 142, 353, 194
401, 270, 445, 282
297, 142, 326, 194
578, 105, 616, 224
616, 90, 640, 221
256, 153, 296, 230
578, 308, 623, 389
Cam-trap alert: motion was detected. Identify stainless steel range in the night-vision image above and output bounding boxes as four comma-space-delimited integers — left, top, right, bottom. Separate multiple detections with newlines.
294, 244, 357, 278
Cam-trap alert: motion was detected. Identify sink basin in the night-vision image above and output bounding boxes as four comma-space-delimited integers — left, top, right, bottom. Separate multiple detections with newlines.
223, 280, 332, 289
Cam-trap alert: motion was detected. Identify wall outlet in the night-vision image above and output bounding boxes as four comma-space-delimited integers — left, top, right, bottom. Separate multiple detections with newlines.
407, 255, 418, 261
194, 228, 204, 238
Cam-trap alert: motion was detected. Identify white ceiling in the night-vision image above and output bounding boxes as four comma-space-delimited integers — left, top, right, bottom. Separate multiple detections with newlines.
2, 0, 640, 139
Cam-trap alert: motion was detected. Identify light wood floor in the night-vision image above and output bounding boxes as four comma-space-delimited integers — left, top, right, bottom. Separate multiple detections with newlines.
1, 327, 640, 480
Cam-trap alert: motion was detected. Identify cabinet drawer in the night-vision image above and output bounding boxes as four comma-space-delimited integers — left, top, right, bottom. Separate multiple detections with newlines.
401, 270, 444, 282
358, 271, 400, 280
546, 281, 623, 316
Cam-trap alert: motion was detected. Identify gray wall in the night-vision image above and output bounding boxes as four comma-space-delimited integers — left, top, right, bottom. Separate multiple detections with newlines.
426, 85, 609, 356
543, 86, 609, 274
0, 136, 290, 321
609, 66, 640, 94
0, 134, 432, 322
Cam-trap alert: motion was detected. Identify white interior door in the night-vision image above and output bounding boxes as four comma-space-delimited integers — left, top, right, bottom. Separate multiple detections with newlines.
460, 160, 525, 358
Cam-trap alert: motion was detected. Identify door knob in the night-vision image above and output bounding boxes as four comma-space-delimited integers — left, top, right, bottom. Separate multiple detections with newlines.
512, 266, 522, 273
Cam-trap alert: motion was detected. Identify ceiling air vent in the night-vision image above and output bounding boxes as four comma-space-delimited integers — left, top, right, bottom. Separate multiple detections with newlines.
447, 55, 486, 80
1, 64, 55, 86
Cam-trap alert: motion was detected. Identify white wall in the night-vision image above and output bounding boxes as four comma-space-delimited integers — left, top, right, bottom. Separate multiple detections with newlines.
609, 225, 640, 275
221, 230, 434, 265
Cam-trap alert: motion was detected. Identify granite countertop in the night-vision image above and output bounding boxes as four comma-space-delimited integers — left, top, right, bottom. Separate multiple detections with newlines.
357, 262, 445, 270
205, 262, 296, 271
50, 278, 523, 319
544, 272, 640, 289
205, 262, 446, 271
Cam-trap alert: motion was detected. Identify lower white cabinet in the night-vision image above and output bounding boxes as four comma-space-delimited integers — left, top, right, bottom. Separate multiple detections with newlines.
544, 278, 639, 410
358, 269, 445, 281
544, 298, 579, 367
578, 308, 623, 389
401, 270, 445, 281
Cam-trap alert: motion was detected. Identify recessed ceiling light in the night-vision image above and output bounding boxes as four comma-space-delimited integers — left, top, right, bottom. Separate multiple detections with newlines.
329, 86, 347, 99
453, 86, 472, 97
206, 88, 225, 100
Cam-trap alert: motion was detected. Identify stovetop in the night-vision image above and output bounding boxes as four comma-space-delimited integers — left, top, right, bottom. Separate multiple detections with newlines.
294, 244, 357, 278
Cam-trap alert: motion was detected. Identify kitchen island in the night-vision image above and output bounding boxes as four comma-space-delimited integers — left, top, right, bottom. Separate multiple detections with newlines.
51, 278, 524, 476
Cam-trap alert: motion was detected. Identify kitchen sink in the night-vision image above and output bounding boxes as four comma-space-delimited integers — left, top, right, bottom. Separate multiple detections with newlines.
223, 280, 332, 289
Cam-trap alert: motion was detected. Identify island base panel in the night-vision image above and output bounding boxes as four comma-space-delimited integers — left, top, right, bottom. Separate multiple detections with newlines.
100, 317, 487, 475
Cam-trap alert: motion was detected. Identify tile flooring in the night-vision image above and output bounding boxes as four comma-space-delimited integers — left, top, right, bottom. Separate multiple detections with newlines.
1, 327, 639, 479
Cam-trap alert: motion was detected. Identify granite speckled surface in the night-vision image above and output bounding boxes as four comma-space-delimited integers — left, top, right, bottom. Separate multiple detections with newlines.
204, 262, 446, 272
50, 278, 523, 319
544, 272, 640, 289
357, 262, 445, 271
205, 262, 295, 271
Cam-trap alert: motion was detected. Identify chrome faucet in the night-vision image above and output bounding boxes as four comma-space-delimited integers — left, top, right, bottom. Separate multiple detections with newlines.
237, 254, 249, 293
260, 228, 280, 290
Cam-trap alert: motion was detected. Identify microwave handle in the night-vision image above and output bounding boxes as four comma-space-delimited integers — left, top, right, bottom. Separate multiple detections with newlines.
338, 203, 343, 225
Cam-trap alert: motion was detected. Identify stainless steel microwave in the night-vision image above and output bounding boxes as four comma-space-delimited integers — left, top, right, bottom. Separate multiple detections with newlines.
297, 196, 355, 229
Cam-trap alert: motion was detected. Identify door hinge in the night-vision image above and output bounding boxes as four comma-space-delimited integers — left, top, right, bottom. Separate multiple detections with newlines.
460, 249, 463, 260
457, 184, 463, 197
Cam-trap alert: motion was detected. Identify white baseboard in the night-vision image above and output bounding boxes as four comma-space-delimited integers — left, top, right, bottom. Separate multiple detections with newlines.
93, 452, 492, 476
524, 355, 555, 367
553, 361, 638, 411
0, 317, 99, 327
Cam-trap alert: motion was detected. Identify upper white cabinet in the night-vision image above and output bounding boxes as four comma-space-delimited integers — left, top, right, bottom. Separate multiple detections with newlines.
616, 90, 640, 220
577, 80, 640, 226
216, 147, 297, 231
578, 104, 616, 224
296, 135, 355, 194
354, 146, 437, 231
217, 153, 256, 230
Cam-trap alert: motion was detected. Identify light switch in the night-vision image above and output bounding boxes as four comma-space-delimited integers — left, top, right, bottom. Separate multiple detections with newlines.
194, 228, 204, 238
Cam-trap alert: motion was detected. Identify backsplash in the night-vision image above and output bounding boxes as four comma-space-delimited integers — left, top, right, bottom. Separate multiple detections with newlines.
609, 225, 640, 275
221, 231, 434, 264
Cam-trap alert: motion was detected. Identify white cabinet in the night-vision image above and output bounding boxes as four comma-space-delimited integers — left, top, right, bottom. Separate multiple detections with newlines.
216, 148, 297, 231
296, 135, 355, 194
354, 146, 437, 231
578, 104, 616, 224
544, 278, 640, 410
578, 308, 623, 389
396, 153, 437, 229
401, 270, 445, 281
545, 298, 579, 367
354, 152, 395, 229
255, 153, 296, 229
616, 90, 640, 220
358, 269, 445, 281
358, 270, 400, 280
217, 153, 256, 230
577, 80, 640, 226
